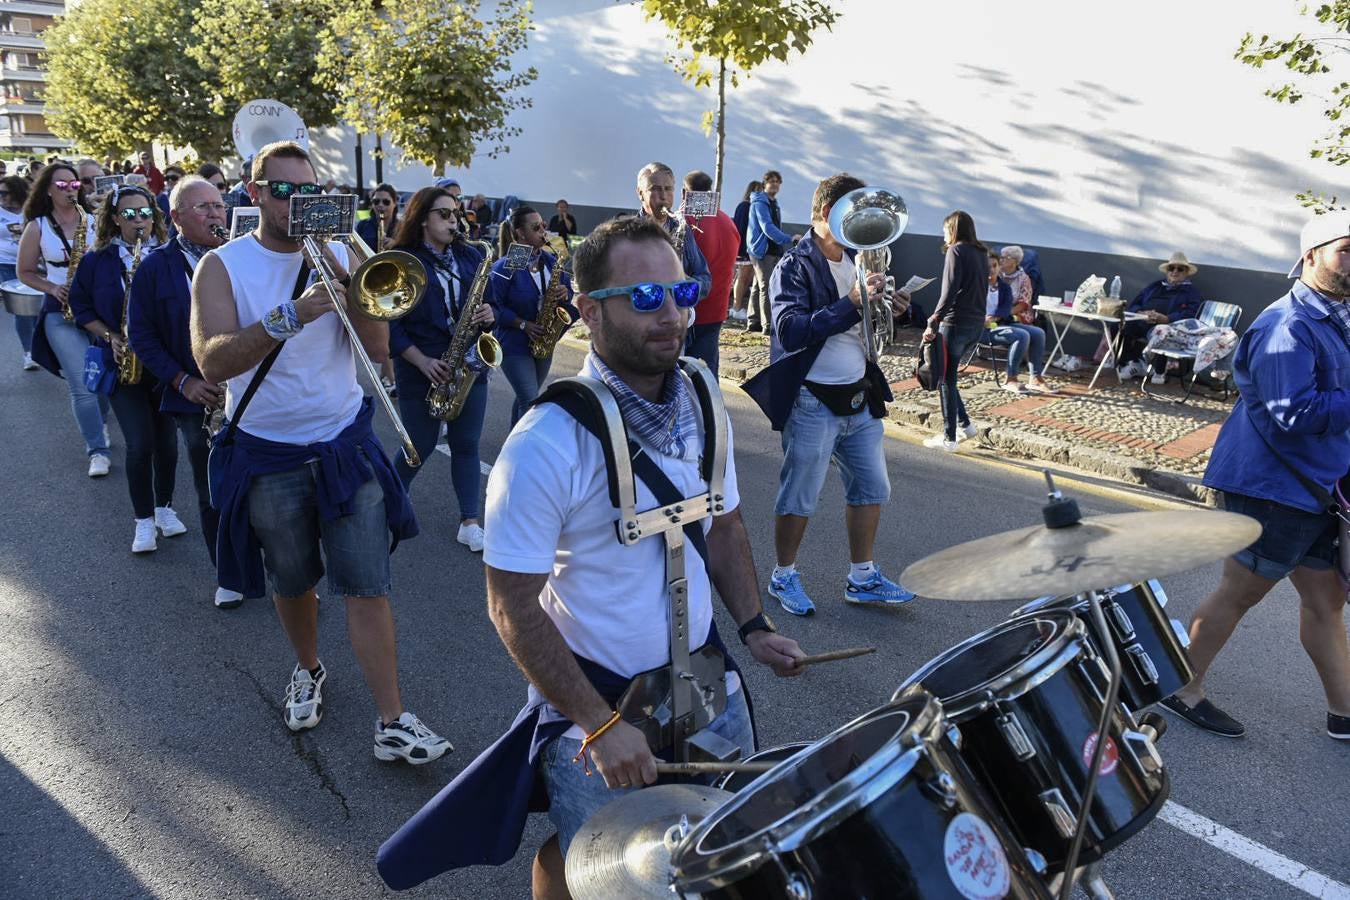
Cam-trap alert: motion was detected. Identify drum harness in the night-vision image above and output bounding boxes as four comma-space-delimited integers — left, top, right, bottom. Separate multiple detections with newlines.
535, 357, 741, 764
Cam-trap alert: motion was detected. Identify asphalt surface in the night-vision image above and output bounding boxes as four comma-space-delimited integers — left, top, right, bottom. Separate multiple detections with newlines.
2, 336, 1347, 900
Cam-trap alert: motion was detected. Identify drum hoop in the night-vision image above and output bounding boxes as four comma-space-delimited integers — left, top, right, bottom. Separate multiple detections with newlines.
673, 695, 942, 890
895, 611, 1089, 718
1012, 580, 1167, 618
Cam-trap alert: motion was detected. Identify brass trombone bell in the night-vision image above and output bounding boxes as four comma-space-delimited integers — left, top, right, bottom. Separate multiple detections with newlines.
343, 233, 427, 321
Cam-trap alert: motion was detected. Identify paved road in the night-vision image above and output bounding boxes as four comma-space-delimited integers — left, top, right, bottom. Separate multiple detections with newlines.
2, 337, 1346, 899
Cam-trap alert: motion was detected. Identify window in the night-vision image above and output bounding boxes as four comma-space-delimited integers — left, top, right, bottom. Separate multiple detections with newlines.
11, 18, 31, 35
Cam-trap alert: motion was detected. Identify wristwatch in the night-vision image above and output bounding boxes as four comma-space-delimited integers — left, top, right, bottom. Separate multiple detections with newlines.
737, 612, 777, 645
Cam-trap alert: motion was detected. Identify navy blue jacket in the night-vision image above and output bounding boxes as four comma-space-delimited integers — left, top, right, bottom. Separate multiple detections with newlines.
356, 215, 397, 251
127, 241, 203, 414
1128, 279, 1204, 322
987, 280, 1015, 324
67, 243, 129, 335
387, 241, 488, 360
641, 212, 712, 302
486, 251, 577, 357
742, 231, 892, 431
732, 199, 751, 259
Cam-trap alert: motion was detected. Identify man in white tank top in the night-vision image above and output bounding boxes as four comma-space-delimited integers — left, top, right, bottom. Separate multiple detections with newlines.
191, 141, 450, 766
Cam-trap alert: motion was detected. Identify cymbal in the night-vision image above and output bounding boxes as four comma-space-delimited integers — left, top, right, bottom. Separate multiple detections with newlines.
565, 783, 733, 899
901, 510, 1260, 601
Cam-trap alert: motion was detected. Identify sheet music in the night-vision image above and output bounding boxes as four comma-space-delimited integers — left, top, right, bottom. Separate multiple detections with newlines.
901, 275, 935, 294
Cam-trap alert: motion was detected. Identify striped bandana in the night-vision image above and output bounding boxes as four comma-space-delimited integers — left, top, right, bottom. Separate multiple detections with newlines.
1324, 294, 1350, 350
589, 352, 698, 459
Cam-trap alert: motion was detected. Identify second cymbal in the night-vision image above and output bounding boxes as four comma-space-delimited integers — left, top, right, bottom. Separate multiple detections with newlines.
901, 509, 1260, 601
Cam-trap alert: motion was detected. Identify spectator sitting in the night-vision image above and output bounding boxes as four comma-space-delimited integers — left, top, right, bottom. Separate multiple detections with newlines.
1117, 251, 1205, 379
997, 245, 1035, 324
984, 250, 1052, 394
546, 198, 576, 240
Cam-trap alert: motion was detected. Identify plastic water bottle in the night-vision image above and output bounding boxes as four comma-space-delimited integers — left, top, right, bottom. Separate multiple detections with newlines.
1109, 275, 1122, 299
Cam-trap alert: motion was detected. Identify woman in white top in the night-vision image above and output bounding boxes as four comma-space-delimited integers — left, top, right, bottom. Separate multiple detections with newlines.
0, 174, 33, 368
18, 161, 110, 477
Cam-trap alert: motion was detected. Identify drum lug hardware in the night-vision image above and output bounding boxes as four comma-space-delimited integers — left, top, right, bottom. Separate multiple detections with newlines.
996, 712, 1036, 761
1125, 645, 1159, 685
1039, 788, 1078, 838
1121, 729, 1164, 776
921, 771, 959, 808
765, 838, 812, 900
1023, 847, 1048, 875
1170, 617, 1191, 649
1106, 600, 1136, 642
945, 723, 964, 750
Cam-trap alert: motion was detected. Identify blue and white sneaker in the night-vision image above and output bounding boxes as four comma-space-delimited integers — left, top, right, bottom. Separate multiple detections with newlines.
845, 571, 917, 606
768, 570, 816, 617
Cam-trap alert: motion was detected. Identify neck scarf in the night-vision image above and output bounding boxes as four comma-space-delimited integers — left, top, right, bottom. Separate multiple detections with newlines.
590, 352, 697, 460
1322, 291, 1350, 349
177, 234, 213, 265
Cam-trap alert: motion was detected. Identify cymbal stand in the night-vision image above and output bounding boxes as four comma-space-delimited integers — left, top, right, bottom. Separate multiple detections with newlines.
1039, 472, 1123, 900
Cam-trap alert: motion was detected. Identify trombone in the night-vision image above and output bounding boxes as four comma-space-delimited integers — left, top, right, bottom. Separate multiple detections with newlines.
827, 187, 909, 364
298, 230, 428, 467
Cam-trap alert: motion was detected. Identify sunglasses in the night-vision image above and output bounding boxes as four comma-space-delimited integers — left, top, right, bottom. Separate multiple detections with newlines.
53, 179, 80, 191
588, 280, 701, 311
255, 179, 321, 200
1167, 266, 1188, 274
430, 207, 459, 221
371, 198, 394, 206
118, 206, 154, 220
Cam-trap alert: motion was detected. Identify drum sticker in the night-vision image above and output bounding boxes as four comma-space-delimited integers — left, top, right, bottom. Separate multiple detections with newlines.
1082, 733, 1119, 776
944, 812, 1011, 900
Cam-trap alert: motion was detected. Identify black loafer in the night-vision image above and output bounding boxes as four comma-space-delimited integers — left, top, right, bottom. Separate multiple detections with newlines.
1329, 713, 1350, 741
1160, 696, 1245, 738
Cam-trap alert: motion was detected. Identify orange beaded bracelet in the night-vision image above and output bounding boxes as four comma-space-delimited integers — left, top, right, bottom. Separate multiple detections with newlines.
572, 710, 622, 775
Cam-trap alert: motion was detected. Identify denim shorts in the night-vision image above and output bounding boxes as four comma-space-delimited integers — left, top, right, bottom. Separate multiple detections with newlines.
775, 387, 890, 517
541, 687, 754, 856
247, 458, 392, 598
1223, 491, 1337, 581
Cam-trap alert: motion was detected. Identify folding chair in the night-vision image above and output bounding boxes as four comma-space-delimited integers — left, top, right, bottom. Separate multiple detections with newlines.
1140, 301, 1242, 404
957, 329, 1009, 386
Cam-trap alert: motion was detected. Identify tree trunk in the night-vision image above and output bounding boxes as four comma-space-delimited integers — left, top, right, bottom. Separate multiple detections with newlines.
354, 132, 364, 193
375, 133, 385, 185
714, 56, 727, 195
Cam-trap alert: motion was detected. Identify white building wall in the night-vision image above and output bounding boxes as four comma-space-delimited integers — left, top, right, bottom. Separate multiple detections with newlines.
310, 0, 1340, 273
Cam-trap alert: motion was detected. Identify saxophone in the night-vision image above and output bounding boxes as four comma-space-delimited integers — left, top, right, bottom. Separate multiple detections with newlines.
527, 235, 573, 360
426, 240, 501, 421
59, 213, 89, 322
117, 231, 145, 385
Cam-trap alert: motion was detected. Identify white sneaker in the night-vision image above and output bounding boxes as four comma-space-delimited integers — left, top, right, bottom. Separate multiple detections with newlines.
1053, 354, 1084, 373
87, 453, 111, 478
214, 586, 243, 610
1151, 372, 1167, 385
131, 517, 157, 553
960, 421, 978, 440
1117, 360, 1144, 380
284, 662, 326, 732
155, 505, 188, 537
457, 522, 485, 552
21, 352, 37, 371
923, 433, 959, 452
374, 711, 452, 764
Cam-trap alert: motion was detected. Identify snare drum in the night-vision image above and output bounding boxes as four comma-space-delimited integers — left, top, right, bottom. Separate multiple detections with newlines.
1010, 580, 1195, 711
896, 610, 1168, 873
714, 743, 810, 794
671, 691, 1049, 899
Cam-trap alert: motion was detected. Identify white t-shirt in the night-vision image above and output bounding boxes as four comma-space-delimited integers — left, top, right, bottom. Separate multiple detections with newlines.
806, 254, 866, 385
0, 207, 23, 266
212, 235, 361, 444
986, 286, 1000, 318
37, 214, 95, 288
484, 356, 742, 691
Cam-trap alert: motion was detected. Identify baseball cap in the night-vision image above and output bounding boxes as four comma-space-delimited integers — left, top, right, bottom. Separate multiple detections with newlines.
435, 177, 460, 190
1289, 208, 1350, 278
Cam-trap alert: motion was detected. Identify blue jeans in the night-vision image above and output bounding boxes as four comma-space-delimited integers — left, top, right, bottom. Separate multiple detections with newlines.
0, 263, 33, 353
247, 458, 392, 598
985, 323, 1047, 377
542, 686, 754, 855
108, 380, 178, 519
775, 387, 890, 517
42, 313, 109, 456
938, 323, 984, 441
393, 359, 487, 521
499, 352, 552, 427
685, 322, 722, 377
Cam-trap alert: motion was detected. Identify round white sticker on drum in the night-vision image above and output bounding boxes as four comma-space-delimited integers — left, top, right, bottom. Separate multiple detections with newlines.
944, 811, 1011, 900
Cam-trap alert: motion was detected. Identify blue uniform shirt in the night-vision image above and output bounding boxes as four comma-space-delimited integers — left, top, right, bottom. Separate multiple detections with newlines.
127, 240, 203, 414
387, 242, 487, 360
486, 250, 576, 357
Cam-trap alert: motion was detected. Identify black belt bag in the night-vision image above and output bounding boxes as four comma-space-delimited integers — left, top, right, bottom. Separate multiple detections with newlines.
805, 378, 871, 416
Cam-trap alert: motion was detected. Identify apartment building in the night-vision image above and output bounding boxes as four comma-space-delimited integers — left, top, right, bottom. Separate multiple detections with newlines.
0, 0, 70, 153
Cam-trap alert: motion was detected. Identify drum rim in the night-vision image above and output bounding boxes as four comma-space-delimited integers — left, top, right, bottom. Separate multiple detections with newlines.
712, 742, 813, 792
894, 611, 1089, 718
671, 693, 943, 890
0, 278, 42, 296
1011, 580, 1166, 618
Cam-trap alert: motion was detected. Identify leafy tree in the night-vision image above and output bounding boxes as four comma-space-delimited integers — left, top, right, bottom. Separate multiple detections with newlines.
188, 0, 341, 133
1237, 1, 1349, 208
319, 0, 537, 175
45, 0, 228, 158
638, 0, 840, 194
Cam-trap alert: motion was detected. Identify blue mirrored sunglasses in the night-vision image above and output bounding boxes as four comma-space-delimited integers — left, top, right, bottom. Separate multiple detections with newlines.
587, 280, 700, 311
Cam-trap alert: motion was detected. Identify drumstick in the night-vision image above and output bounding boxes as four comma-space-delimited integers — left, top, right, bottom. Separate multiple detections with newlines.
655, 761, 778, 776
793, 646, 877, 668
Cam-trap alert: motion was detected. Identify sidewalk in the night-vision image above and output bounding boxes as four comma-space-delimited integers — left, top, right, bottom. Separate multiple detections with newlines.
713, 325, 1232, 506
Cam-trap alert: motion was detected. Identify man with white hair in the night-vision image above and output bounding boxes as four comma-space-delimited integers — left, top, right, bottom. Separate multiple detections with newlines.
635, 161, 711, 303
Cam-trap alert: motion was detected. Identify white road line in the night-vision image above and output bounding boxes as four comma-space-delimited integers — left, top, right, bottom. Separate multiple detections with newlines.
433, 442, 492, 475
1160, 801, 1350, 898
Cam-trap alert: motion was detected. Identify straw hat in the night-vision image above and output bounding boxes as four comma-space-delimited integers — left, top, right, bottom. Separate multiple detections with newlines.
1158, 252, 1198, 277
